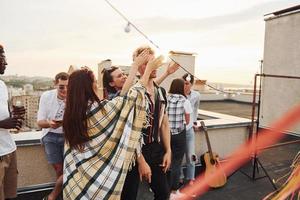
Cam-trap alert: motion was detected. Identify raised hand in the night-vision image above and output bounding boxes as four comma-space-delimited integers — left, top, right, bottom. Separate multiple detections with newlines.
140, 55, 164, 87
146, 55, 164, 72
166, 61, 180, 75
133, 49, 150, 67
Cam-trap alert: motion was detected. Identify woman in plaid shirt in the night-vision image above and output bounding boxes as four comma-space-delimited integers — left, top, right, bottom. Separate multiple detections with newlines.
62, 55, 163, 200
167, 78, 192, 196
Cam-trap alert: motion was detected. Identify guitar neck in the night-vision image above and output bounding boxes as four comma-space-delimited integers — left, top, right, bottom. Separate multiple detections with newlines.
200, 121, 214, 159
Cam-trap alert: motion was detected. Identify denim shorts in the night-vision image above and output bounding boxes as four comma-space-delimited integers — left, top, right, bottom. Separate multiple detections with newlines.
42, 132, 64, 164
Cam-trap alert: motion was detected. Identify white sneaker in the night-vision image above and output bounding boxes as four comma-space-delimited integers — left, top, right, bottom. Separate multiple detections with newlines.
169, 190, 188, 200
170, 190, 197, 200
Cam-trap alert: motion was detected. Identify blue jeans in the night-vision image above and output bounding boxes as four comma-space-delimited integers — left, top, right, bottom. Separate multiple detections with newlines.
184, 128, 196, 180
42, 132, 64, 164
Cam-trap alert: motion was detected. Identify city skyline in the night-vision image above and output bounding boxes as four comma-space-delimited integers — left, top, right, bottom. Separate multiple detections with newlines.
1, 0, 299, 84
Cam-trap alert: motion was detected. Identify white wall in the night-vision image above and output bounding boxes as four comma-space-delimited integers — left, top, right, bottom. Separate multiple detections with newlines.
260, 10, 300, 135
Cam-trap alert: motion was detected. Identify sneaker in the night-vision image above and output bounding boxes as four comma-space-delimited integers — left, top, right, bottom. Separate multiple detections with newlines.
170, 190, 197, 200
169, 190, 188, 200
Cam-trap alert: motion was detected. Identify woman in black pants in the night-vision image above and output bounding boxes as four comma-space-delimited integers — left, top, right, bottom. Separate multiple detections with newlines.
167, 78, 192, 196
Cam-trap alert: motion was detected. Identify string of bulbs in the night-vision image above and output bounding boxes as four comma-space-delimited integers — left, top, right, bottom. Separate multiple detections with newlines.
103, 0, 238, 95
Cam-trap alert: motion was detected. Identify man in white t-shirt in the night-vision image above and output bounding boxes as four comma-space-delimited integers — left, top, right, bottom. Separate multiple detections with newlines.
37, 72, 69, 200
182, 73, 200, 184
0, 44, 25, 200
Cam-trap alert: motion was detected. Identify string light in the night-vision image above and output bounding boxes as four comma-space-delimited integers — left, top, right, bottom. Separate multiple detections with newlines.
124, 22, 131, 33
103, 0, 234, 95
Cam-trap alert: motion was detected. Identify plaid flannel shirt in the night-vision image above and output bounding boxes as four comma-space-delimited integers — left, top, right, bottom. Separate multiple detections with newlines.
167, 94, 186, 135
63, 82, 146, 200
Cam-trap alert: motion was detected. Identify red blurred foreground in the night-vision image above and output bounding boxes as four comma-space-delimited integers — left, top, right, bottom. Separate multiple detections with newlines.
180, 103, 300, 200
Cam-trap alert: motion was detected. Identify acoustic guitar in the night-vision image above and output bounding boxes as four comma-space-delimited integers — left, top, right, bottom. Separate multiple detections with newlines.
200, 121, 227, 188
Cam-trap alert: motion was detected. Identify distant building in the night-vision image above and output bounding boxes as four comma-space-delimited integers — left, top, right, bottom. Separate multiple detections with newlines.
118, 65, 131, 75
24, 84, 34, 95
7, 86, 24, 98
11, 95, 40, 130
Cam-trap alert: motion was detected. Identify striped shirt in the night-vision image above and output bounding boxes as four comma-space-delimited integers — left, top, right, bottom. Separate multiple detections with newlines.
142, 84, 167, 144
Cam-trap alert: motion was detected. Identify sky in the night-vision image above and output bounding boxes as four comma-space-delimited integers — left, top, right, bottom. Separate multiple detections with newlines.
1, 0, 299, 85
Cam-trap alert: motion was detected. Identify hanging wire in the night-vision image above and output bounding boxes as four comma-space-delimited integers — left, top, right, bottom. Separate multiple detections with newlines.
103, 0, 235, 95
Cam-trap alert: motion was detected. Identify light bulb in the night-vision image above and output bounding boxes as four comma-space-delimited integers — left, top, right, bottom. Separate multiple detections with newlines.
124, 22, 131, 33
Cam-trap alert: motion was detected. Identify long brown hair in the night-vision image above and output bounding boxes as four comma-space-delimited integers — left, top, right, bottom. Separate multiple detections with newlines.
169, 78, 186, 97
102, 66, 119, 94
63, 68, 100, 150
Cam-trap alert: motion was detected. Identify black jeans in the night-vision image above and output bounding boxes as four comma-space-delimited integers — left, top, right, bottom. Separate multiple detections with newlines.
170, 130, 186, 190
121, 164, 139, 200
121, 142, 170, 200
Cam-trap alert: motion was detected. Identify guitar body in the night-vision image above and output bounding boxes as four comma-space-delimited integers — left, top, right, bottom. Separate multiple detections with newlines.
200, 121, 227, 188
203, 152, 227, 188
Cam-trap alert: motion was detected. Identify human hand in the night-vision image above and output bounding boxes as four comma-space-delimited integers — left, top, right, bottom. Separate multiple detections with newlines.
133, 49, 150, 67
160, 151, 171, 173
145, 55, 164, 72
166, 61, 180, 75
138, 161, 152, 183
12, 105, 25, 118
0, 117, 22, 130
193, 124, 200, 131
49, 120, 62, 129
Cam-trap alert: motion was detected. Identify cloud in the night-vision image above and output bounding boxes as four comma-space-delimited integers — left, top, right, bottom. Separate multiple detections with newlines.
135, 1, 299, 33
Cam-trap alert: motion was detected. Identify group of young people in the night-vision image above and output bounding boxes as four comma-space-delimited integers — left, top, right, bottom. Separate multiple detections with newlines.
0, 44, 200, 200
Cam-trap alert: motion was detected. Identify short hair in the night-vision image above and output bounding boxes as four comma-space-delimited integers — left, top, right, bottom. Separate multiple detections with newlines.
132, 45, 154, 61
55, 72, 69, 83
182, 73, 194, 84
0, 44, 4, 54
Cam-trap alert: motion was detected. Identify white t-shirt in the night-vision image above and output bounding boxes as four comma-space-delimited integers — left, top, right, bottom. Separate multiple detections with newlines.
0, 80, 17, 156
184, 99, 193, 123
186, 90, 200, 130
37, 89, 65, 137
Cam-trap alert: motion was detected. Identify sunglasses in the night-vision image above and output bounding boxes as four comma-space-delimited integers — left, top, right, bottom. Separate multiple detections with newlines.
58, 85, 67, 90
